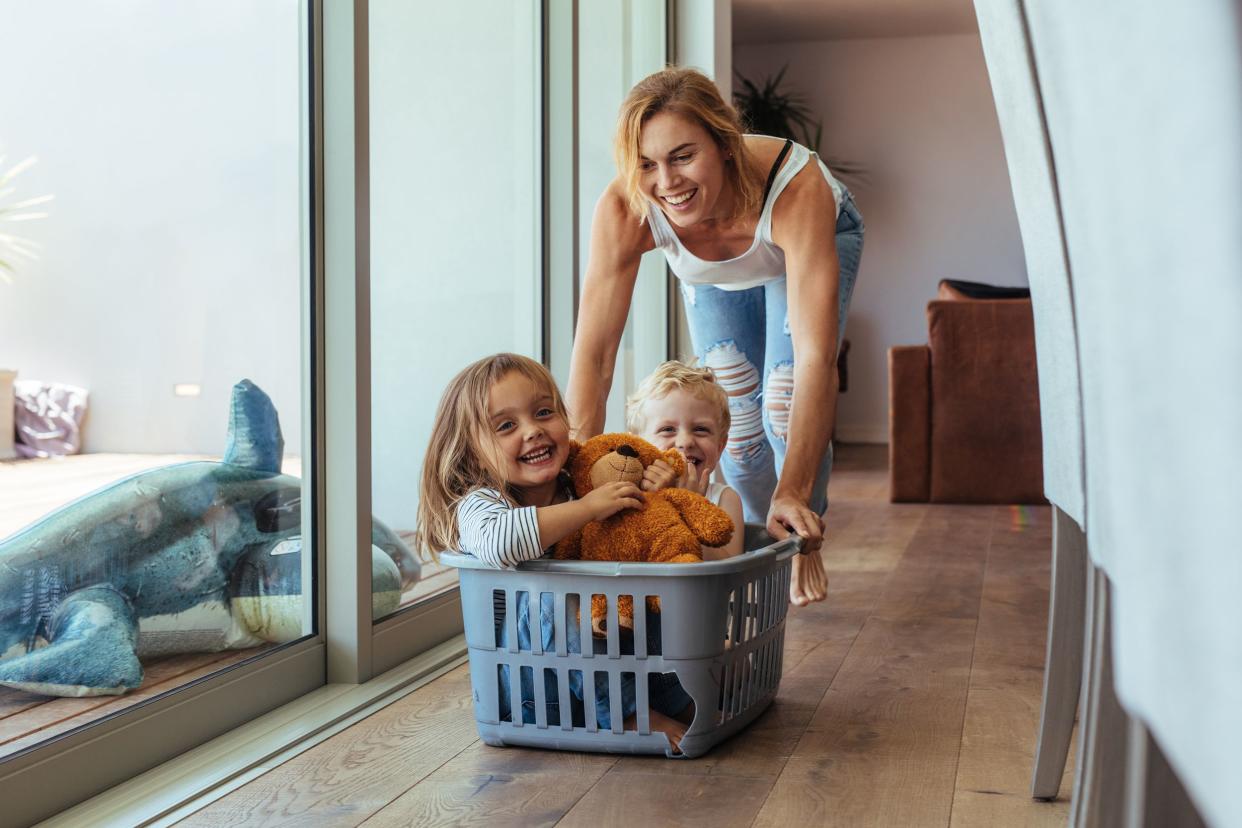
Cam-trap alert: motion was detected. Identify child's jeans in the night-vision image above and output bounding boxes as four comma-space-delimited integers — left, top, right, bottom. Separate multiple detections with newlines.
682, 188, 865, 524
497, 591, 692, 728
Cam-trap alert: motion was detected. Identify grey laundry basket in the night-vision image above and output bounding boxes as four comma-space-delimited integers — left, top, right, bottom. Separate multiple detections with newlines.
441, 529, 799, 758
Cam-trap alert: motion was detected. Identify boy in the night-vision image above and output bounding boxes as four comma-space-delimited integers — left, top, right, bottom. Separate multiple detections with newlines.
627, 361, 745, 559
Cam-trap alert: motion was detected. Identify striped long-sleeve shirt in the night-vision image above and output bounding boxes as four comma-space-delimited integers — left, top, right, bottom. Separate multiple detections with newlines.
455, 487, 548, 568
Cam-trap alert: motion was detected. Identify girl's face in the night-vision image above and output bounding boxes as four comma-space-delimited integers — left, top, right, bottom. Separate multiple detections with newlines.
486, 371, 570, 493
638, 110, 730, 228
638, 389, 725, 475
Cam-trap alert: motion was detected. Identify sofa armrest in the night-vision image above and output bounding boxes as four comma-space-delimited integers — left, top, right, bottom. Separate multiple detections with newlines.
889, 345, 931, 502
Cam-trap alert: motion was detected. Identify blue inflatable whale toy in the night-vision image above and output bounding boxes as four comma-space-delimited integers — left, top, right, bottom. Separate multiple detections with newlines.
0, 380, 420, 697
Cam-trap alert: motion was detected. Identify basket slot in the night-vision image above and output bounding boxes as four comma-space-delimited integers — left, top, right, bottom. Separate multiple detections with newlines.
582, 669, 598, 732
527, 666, 546, 728
622, 671, 637, 733
608, 670, 623, 734
509, 663, 524, 728
635, 671, 650, 734
580, 594, 594, 659
606, 596, 620, 660
718, 661, 733, 724
492, 589, 505, 648
557, 668, 573, 731
632, 596, 648, 659
506, 590, 520, 654
565, 593, 583, 655
495, 664, 506, 722
729, 587, 743, 647
530, 593, 545, 656
761, 572, 774, 634
554, 592, 568, 656
732, 655, 745, 717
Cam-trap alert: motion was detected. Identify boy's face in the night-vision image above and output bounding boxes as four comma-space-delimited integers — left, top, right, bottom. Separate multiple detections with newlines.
638, 389, 725, 475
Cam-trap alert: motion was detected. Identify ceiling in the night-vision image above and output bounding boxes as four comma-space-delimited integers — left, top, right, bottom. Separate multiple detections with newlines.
732, 0, 979, 44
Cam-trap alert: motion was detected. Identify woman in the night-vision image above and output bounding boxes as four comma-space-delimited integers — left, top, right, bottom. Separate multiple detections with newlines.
567, 67, 864, 606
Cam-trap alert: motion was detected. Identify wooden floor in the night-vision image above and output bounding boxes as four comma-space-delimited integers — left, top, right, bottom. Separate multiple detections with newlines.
176, 445, 1075, 827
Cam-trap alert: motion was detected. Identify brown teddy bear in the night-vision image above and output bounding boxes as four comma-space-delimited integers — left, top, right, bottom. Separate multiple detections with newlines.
553, 433, 734, 634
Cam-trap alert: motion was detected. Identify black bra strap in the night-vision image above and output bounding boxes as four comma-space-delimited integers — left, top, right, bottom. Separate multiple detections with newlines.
762, 139, 794, 204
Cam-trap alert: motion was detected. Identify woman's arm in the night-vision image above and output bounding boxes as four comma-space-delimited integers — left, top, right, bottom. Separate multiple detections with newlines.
566, 182, 655, 439
768, 164, 843, 554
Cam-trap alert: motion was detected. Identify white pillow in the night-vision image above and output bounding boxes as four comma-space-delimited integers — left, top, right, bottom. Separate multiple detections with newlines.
0, 369, 15, 461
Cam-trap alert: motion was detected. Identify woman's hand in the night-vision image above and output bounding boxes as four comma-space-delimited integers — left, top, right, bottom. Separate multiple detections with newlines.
581, 481, 645, 521
767, 495, 829, 606
640, 460, 678, 492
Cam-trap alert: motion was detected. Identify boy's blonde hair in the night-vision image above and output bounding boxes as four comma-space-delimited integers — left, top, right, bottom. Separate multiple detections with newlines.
614, 66, 765, 224
626, 360, 731, 435
414, 353, 569, 559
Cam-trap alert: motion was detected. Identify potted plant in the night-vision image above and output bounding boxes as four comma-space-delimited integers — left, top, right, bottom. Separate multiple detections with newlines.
733, 66, 864, 182
0, 151, 52, 284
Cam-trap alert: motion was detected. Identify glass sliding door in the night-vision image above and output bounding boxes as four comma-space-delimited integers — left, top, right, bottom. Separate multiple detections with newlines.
368, 0, 542, 637
0, 1, 322, 820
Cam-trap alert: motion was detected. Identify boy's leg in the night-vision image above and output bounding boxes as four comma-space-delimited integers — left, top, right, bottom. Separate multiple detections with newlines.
681, 282, 776, 524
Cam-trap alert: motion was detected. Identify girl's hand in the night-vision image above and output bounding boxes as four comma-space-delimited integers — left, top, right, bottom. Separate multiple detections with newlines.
677, 460, 711, 496
640, 459, 678, 492
582, 481, 645, 521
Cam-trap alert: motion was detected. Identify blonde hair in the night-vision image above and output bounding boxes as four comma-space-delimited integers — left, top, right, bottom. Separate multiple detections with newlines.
414, 353, 569, 559
614, 66, 765, 223
626, 360, 731, 435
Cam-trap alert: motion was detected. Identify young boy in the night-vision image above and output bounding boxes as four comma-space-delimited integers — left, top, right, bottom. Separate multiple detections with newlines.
626, 360, 745, 559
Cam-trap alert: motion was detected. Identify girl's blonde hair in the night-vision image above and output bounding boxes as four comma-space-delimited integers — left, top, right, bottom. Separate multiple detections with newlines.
614, 66, 765, 223
414, 353, 569, 558
625, 359, 731, 436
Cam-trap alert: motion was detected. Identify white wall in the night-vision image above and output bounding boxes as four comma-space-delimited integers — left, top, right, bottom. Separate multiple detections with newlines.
735, 33, 1026, 443
0, 1, 303, 455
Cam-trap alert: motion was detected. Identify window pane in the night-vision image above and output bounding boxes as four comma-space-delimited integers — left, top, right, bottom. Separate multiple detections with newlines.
369, 1, 541, 618
0, 0, 312, 759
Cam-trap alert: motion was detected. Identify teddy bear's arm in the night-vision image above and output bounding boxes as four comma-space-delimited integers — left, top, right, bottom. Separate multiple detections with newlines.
552, 527, 583, 559
661, 488, 735, 547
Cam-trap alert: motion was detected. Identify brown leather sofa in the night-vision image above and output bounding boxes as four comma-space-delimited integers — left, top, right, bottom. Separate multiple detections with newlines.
888, 280, 1045, 503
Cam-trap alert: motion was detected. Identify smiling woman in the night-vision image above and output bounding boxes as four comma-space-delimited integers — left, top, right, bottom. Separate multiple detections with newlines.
567, 67, 866, 607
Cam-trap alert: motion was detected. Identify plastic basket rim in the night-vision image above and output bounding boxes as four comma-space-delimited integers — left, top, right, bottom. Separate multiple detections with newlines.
439, 536, 801, 577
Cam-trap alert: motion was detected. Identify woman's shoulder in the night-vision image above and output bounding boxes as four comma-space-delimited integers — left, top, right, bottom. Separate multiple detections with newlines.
592, 178, 657, 254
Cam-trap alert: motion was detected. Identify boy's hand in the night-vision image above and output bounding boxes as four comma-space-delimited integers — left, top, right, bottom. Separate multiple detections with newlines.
582, 481, 644, 521
640, 459, 678, 492
678, 459, 711, 496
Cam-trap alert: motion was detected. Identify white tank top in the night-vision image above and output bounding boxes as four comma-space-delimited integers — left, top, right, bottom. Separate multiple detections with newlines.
705, 480, 728, 506
646, 136, 844, 292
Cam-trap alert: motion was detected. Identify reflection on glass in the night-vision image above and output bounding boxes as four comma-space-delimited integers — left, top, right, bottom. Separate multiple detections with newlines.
0, 1, 307, 759
370, 0, 541, 617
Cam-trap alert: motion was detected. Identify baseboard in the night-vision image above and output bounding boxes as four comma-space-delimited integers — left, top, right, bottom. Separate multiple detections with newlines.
835, 424, 888, 445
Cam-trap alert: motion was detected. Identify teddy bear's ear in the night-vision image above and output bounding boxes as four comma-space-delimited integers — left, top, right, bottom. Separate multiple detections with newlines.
566, 439, 582, 460
661, 448, 686, 479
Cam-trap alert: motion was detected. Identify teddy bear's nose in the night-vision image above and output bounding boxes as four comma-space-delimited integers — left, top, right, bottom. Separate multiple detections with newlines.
616, 444, 639, 458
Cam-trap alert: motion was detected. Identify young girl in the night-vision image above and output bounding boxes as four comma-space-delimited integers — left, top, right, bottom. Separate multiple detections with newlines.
415, 353, 692, 751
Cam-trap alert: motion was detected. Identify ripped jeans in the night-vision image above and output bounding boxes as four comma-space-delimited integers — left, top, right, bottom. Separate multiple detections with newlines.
682, 190, 864, 524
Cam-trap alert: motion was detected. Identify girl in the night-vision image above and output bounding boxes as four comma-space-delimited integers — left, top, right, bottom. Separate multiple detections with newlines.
415, 352, 692, 750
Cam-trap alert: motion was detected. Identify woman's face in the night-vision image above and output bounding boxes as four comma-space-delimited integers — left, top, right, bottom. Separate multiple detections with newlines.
638, 110, 730, 228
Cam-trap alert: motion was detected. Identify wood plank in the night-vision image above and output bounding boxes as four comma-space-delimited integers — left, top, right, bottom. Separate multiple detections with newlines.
364, 741, 616, 827
179, 666, 480, 827
950, 507, 1072, 826
558, 770, 777, 828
